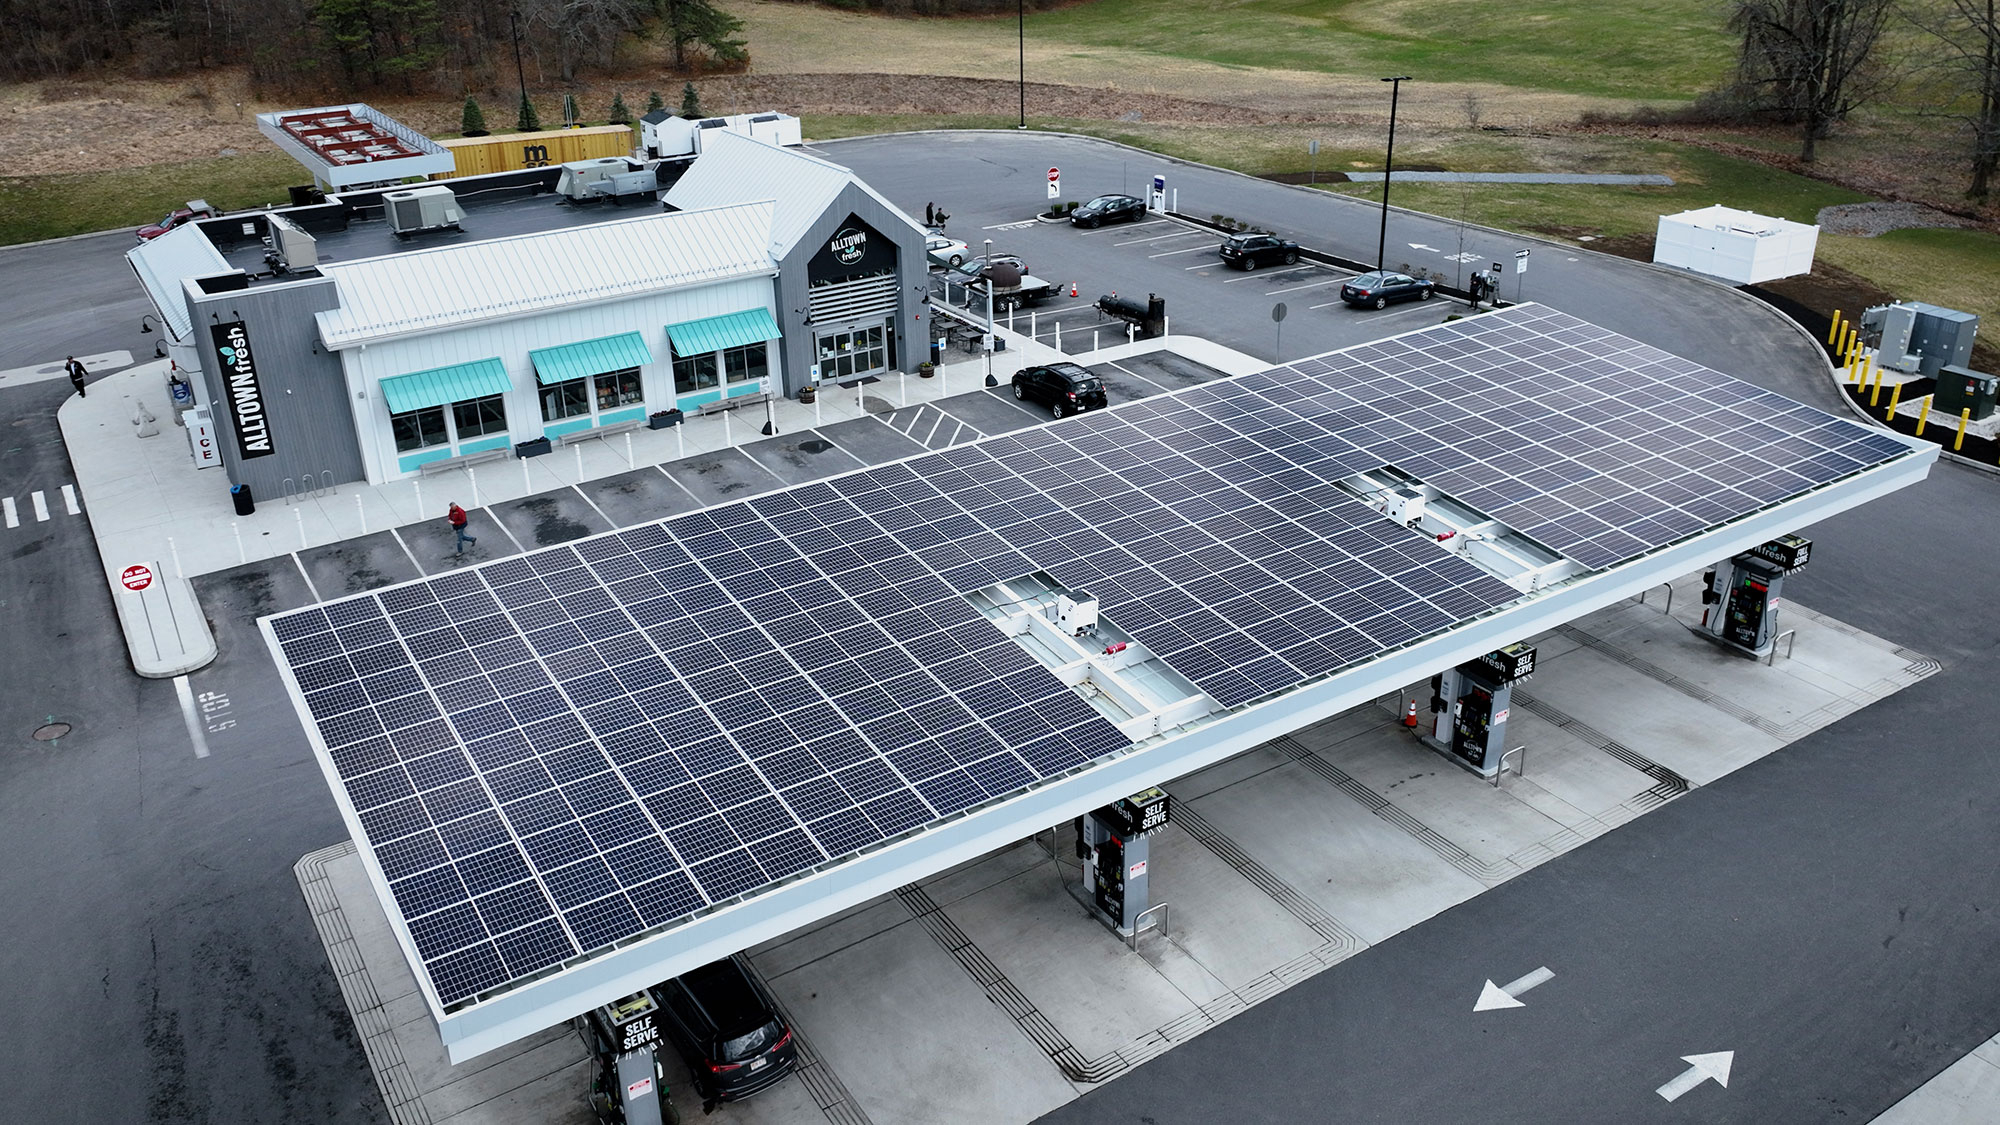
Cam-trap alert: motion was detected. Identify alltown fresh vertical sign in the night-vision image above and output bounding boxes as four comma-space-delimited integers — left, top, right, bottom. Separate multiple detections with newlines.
209, 320, 275, 460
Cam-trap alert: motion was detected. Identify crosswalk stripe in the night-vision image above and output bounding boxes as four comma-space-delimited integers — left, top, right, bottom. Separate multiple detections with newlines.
61, 485, 79, 515
2, 497, 15, 528
31, 491, 49, 522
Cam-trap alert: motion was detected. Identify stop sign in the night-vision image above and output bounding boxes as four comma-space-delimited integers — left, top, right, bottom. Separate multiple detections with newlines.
1048, 167, 1059, 182
121, 564, 154, 591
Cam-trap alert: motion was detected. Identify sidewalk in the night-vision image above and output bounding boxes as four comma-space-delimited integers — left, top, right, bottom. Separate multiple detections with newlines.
57, 321, 1250, 678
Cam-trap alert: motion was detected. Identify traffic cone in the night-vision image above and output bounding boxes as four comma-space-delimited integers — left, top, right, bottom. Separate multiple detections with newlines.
1070, 281, 1079, 298
1403, 699, 1419, 728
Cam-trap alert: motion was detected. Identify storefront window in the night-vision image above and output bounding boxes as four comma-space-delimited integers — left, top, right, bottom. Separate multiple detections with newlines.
540, 379, 591, 422
452, 394, 507, 439
722, 343, 767, 387
392, 406, 448, 453
594, 367, 643, 409
674, 352, 719, 395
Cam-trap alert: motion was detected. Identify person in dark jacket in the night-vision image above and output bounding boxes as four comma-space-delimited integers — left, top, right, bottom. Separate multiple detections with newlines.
65, 356, 87, 397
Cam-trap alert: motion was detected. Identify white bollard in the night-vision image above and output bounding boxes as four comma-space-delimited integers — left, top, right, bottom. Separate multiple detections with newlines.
676, 424, 684, 459
523, 457, 531, 493
1008, 305, 1016, 332
1055, 322, 1062, 354
857, 380, 865, 413
468, 465, 480, 508
900, 373, 908, 408
414, 479, 423, 522
356, 494, 366, 536
625, 432, 633, 467
1164, 314, 1170, 337
574, 443, 584, 479
1128, 323, 1136, 345
295, 508, 307, 551
168, 536, 184, 579
1030, 310, 1037, 340
814, 393, 823, 426
233, 520, 245, 564
1094, 328, 1101, 352
723, 409, 732, 446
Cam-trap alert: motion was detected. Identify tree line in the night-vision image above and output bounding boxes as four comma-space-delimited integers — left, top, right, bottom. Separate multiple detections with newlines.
0, 0, 747, 93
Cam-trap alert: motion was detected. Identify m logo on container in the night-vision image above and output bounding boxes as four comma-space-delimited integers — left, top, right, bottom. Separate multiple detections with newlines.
209, 320, 275, 460
522, 144, 550, 167
830, 227, 866, 266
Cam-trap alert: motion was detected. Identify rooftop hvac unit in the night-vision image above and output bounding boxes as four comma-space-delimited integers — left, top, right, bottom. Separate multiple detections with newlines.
555, 157, 636, 202
383, 184, 463, 239
264, 211, 318, 274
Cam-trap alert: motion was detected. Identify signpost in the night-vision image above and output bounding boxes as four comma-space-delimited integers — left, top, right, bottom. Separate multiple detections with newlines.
1272, 301, 1288, 362
1514, 248, 1530, 302
1047, 166, 1060, 201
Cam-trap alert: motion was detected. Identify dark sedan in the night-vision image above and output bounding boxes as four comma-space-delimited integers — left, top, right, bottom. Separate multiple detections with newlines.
1218, 233, 1300, 270
1012, 361, 1108, 419
1340, 270, 1435, 309
1070, 194, 1147, 228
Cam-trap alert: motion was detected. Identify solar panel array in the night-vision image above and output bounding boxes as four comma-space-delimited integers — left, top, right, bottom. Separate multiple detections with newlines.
267, 304, 1912, 1009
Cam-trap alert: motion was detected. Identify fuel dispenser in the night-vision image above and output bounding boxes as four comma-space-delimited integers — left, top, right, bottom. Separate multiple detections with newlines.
1422, 642, 1536, 778
1700, 535, 1811, 657
1077, 787, 1172, 939
581, 989, 679, 1125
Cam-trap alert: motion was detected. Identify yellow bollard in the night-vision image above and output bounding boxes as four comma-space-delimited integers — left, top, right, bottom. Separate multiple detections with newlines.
1955, 408, 1972, 451
1916, 396, 1933, 436
1844, 348, 1859, 385
1862, 354, 1876, 389
1844, 322, 1859, 356
1827, 309, 1844, 346
1884, 383, 1903, 420
1870, 366, 1887, 407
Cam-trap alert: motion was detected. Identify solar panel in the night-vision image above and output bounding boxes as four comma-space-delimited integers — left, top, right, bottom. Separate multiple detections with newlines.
267, 304, 1916, 1010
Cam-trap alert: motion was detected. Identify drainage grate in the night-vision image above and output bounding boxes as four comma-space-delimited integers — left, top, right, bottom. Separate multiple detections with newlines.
31, 722, 70, 741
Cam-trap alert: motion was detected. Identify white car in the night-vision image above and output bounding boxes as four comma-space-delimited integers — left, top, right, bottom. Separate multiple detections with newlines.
925, 234, 969, 269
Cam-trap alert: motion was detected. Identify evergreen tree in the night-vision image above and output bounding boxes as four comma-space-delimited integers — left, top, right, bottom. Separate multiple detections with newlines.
460, 96, 487, 136
609, 92, 633, 125
681, 81, 702, 119
646, 90, 665, 115
518, 91, 542, 132
661, 0, 747, 71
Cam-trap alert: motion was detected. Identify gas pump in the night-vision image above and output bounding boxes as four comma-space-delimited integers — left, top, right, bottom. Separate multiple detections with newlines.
1700, 535, 1811, 657
1422, 642, 1535, 778
581, 990, 679, 1125
1077, 787, 1172, 939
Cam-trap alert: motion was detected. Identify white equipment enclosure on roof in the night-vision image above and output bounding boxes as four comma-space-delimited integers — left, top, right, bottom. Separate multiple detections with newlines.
1653, 205, 1819, 285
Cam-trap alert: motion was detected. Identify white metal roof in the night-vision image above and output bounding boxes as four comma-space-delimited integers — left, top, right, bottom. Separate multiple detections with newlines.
664, 131, 926, 257
315, 201, 778, 348
125, 223, 232, 342
1658, 204, 1817, 237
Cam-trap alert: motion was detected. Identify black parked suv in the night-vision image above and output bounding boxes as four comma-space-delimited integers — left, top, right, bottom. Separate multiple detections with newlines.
1012, 362, 1107, 418
1070, 194, 1146, 228
1218, 233, 1300, 270
654, 958, 797, 1109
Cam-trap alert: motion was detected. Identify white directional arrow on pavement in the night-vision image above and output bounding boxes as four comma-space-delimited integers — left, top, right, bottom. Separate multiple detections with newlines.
1408, 242, 1439, 253
1656, 1052, 1734, 1102
1473, 966, 1555, 1011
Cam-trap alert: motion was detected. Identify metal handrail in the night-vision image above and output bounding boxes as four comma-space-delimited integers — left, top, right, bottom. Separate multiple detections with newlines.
1493, 744, 1527, 788
1126, 902, 1170, 950
1638, 581, 1673, 616
1766, 629, 1798, 665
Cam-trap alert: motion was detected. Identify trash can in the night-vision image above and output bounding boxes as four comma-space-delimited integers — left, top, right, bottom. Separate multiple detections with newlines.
230, 483, 254, 516
930, 338, 943, 367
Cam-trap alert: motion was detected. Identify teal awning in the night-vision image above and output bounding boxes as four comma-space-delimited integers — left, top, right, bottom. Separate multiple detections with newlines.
666, 308, 781, 357
380, 358, 512, 414
529, 331, 655, 387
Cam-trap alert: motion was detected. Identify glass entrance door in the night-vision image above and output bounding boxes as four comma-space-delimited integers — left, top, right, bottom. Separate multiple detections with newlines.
814, 323, 889, 381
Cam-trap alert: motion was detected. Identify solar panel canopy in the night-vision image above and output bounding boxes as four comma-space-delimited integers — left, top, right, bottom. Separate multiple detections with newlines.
265, 304, 1919, 1018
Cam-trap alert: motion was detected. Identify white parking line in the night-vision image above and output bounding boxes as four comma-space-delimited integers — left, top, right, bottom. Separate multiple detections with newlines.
2, 497, 15, 528
1150, 246, 1211, 258
1221, 267, 1321, 284
1115, 230, 1206, 247
1265, 279, 1342, 296
31, 491, 48, 521
921, 411, 944, 445
61, 485, 79, 515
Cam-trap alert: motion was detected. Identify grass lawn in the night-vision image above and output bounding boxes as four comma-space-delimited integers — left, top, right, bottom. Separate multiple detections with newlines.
0, 152, 302, 245
1817, 227, 2000, 330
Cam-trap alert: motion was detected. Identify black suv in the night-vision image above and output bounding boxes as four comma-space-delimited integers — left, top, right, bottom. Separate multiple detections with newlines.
1218, 233, 1300, 270
1012, 362, 1107, 418
1070, 194, 1146, 228
654, 958, 797, 1108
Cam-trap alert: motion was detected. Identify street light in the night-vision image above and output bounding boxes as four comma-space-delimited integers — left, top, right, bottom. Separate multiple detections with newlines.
1377, 76, 1411, 271
1017, 0, 1027, 130
509, 9, 530, 128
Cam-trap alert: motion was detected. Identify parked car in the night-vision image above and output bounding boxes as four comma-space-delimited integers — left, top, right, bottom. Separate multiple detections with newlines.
136, 199, 218, 242
1012, 361, 1108, 419
1070, 194, 1146, 228
925, 233, 969, 269
653, 957, 797, 1109
1218, 233, 1301, 271
1340, 270, 1435, 309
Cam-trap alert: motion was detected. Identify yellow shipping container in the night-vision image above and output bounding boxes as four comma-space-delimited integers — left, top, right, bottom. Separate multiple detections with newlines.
432, 125, 636, 180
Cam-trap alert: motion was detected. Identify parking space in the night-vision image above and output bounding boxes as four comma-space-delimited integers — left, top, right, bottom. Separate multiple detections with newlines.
663, 446, 789, 507
737, 428, 870, 487
294, 530, 425, 598
879, 402, 984, 452
483, 487, 616, 552
575, 465, 704, 529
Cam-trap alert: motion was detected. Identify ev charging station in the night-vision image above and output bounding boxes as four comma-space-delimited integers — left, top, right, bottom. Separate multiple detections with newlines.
1421, 643, 1538, 778
1076, 787, 1173, 940
581, 990, 676, 1125
1700, 534, 1812, 657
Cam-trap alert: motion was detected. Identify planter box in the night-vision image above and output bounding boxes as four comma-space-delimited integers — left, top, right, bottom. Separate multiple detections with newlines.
648, 409, 684, 430
514, 437, 552, 458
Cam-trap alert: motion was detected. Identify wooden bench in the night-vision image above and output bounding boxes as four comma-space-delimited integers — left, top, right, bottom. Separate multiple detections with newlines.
417, 446, 510, 475
696, 392, 772, 416
555, 417, 645, 446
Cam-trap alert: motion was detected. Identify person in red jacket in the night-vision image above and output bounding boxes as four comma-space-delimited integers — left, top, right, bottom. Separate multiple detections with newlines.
447, 502, 478, 557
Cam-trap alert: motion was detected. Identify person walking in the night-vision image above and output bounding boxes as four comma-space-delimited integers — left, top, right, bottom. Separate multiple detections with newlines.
65, 356, 88, 398
447, 502, 477, 556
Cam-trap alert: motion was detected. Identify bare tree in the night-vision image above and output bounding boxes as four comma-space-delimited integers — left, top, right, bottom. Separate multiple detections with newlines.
1908, 0, 2000, 198
1727, 0, 1896, 161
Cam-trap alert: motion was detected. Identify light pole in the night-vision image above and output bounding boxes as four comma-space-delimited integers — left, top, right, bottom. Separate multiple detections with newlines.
1017, 0, 1026, 129
1377, 75, 1410, 271
509, 9, 529, 126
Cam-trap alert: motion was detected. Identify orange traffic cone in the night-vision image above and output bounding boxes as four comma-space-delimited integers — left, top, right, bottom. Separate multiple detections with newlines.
1070, 281, 1079, 298
1403, 699, 1419, 728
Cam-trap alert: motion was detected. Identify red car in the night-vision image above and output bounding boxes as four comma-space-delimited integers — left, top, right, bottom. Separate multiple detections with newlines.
136, 200, 218, 242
